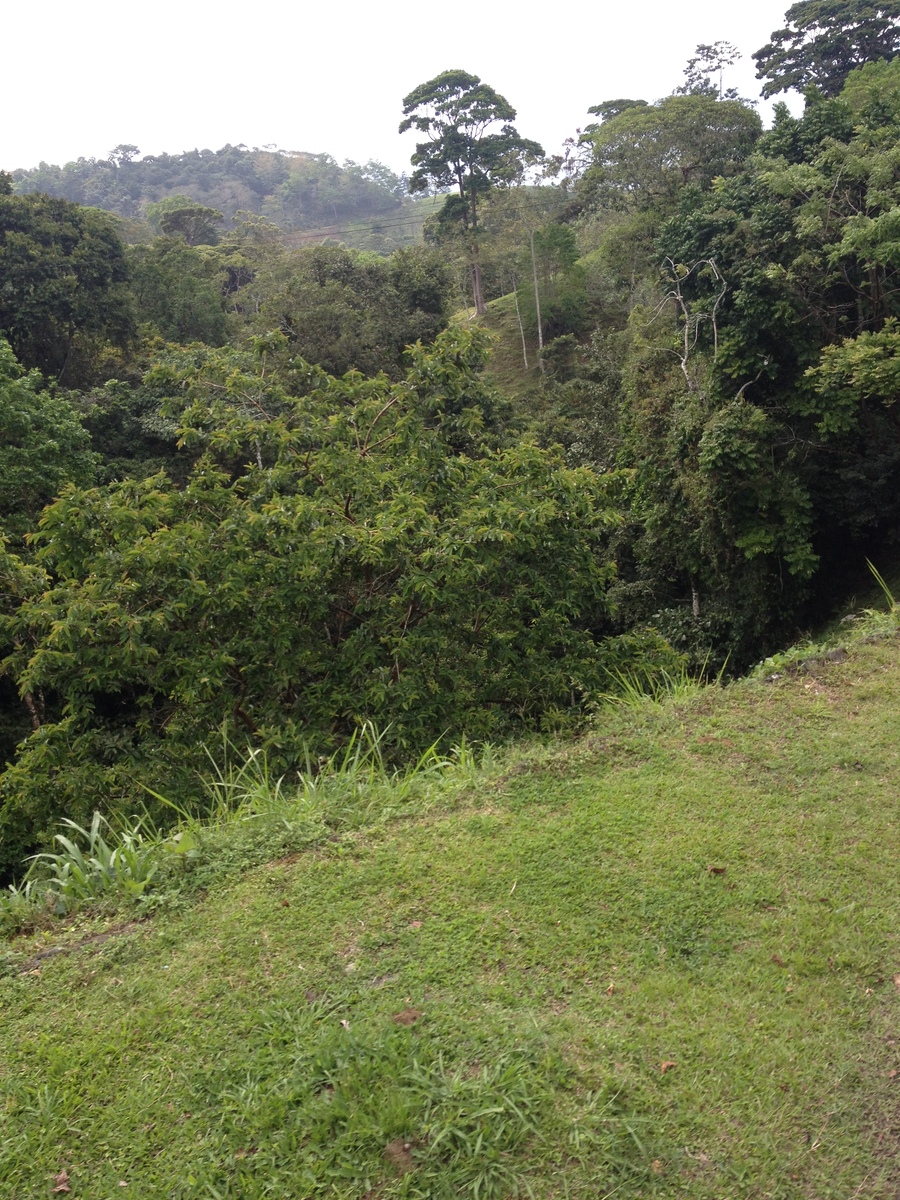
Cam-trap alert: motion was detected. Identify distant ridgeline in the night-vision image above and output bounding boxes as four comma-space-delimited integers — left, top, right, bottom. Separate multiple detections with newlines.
11, 145, 431, 249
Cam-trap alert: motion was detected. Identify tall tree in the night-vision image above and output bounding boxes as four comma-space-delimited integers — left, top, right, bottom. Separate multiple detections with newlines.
754, 1, 900, 97
157, 202, 224, 246
576, 95, 761, 213
0, 194, 134, 383
676, 42, 742, 99
400, 69, 543, 314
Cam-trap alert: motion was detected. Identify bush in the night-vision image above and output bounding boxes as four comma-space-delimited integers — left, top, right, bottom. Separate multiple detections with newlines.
0, 329, 619, 872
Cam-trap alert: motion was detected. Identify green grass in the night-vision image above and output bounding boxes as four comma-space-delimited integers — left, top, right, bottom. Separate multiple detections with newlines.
452, 292, 542, 404
2, 631, 899, 1197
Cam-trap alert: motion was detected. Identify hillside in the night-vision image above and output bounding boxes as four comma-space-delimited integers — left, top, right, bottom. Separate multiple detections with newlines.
454, 292, 542, 404
2, 612, 898, 1197
11, 146, 432, 248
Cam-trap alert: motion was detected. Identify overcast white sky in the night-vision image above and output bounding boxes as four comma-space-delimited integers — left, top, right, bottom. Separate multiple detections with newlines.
5, 1, 803, 174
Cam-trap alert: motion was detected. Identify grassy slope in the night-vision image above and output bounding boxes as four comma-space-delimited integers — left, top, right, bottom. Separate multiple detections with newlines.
453, 293, 541, 404
2, 636, 900, 1197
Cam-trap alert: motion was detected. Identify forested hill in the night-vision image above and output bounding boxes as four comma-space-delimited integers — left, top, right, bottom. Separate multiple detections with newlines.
11, 146, 424, 244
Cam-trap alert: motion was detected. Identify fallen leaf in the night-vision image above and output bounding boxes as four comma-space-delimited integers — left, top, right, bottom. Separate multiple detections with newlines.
51, 1172, 71, 1194
409, 921, 422, 930
771, 954, 787, 968
651, 1159, 663, 1174
893, 974, 900, 990
605, 983, 615, 995
660, 1060, 676, 1074
707, 866, 727, 876
888, 1069, 898, 1080
393, 1007, 423, 1026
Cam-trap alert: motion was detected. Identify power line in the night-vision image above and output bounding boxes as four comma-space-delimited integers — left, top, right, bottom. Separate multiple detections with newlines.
282, 193, 568, 244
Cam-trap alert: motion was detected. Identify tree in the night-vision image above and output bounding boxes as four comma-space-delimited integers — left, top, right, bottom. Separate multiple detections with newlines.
0, 340, 96, 541
675, 42, 742, 99
0, 328, 619, 873
107, 144, 140, 166
754, 1, 900, 98
157, 202, 225, 246
129, 237, 230, 345
0, 194, 134, 383
576, 95, 761, 213
587, 99, 648, 123
400, 69, 543, 314
237, 243, 452, 379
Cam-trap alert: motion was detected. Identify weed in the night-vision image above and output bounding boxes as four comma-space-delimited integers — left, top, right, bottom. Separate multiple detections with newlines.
592, 661, 710, 712
28, 812, 160, 910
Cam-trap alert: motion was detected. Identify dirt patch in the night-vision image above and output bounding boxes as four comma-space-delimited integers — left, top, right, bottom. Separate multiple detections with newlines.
393, 1007, 423, 1026
383, 1138, 416, 1174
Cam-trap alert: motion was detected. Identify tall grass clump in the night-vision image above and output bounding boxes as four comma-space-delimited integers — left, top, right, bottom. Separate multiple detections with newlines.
1, 724, 489, 929
0, 811, 162, 931
592, 659, 714, 713
154, 721, 485, 834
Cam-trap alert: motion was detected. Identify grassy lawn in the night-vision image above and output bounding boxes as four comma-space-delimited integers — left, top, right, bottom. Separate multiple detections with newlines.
1, 635, 899, 1197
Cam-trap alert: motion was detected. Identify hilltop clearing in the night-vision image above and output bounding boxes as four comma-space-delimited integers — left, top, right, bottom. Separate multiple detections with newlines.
2, 618, 898, 1197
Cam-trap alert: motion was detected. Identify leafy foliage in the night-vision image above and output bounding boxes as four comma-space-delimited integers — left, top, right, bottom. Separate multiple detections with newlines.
0, 329, 618, 873
234, 243, 452, 377
575, 95, 762, 215
753, 0, 900, 98
0, 193, 134, 383
129, 237, 229, 345
0, 341, 96, 541
157, 202, 224, 246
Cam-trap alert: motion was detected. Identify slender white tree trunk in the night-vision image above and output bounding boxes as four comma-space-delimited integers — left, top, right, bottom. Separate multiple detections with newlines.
512, 279, 529, 369
530, 228, 544, 372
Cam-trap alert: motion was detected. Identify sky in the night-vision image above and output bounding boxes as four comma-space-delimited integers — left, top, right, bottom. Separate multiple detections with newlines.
5, 1, 804, 175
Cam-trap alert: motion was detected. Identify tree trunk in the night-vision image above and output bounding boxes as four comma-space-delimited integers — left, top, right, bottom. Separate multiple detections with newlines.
23, 691, 42, 731
466, 185, 487, 316
471, 257, 487, 316
513, 281, 529, 369
530, 228, 544, 372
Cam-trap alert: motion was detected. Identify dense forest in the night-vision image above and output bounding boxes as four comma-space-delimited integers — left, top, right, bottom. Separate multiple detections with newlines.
3, 0, 900, 879
10, 147, 436, 253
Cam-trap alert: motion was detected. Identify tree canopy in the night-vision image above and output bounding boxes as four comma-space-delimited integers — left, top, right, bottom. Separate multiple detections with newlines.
754, 1, 900, 97
0, 328, 619, 873
400, 70, 543, 313
0, 193, 134, 383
